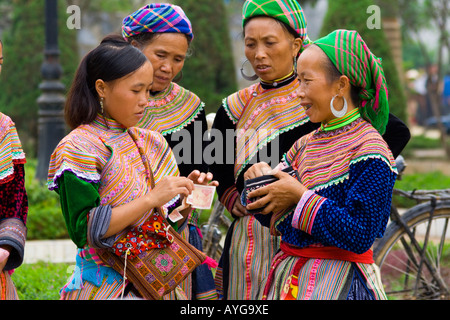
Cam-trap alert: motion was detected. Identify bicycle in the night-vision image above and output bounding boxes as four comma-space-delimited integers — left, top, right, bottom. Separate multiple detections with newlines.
373, 156, 450, 300
201, 156, 450, 300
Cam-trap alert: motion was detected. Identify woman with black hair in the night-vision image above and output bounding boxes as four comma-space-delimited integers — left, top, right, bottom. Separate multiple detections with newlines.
48, 36, 216, 300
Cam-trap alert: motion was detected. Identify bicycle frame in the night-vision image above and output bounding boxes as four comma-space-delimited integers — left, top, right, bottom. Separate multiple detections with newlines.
389, 189, 449, 297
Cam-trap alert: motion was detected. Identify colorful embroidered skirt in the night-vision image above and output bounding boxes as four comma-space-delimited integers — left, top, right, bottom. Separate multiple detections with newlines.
0, 271, 19, 300
258, 251, 387, 300
218, 215, 280, 300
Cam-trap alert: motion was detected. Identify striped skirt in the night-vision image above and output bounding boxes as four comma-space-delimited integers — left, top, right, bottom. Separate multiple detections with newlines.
223, 215, 280, 300
258, 251, 387, 300
0, 271, 19, 300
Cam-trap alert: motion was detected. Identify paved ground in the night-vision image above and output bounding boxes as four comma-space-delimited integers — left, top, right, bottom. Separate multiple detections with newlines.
24, 239, 77, 264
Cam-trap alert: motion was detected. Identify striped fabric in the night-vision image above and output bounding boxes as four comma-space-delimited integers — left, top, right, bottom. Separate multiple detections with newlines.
222, 78, 309, 179
314, 30, 389, 134
259, 252, 386, 300
122, 3, 193, 40
285, 109, 396, 192
227, 215, 280, 300
0, 271, 19, 300
0, 112, 26, 184
242, 0, 311, 52
138, 82, 204, 136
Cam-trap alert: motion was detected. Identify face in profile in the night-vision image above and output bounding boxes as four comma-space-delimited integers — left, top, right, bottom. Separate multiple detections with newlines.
296, 45, 339, 124
244, 16, 301, 82
140, 33, 189, 92
98, 60, 154, 128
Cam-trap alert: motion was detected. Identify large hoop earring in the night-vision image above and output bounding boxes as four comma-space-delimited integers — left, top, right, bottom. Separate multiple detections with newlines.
240, 59, 258, 81
330, 95, 348, 118
173, 70, 183, 83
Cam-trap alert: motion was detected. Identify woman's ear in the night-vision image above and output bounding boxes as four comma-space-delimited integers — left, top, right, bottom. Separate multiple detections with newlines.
338, 75, 351, 95
95, 79, 106, 99
292, 38, 302, 59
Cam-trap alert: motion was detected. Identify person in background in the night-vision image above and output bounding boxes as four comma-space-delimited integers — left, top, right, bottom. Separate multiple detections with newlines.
0, 39, 29, 300
121, 3, 216, 300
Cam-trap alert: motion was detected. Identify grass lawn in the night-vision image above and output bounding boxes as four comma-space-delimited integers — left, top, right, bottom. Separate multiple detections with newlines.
11, 261, 73, 300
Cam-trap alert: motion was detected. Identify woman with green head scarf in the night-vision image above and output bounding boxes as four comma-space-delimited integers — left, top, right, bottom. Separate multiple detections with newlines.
209, 0, 317, 300
243, 29, 397, 300
210, 0, 408, 300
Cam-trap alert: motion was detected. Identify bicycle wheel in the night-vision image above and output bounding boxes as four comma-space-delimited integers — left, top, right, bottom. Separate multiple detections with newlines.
374, 201, 450, 300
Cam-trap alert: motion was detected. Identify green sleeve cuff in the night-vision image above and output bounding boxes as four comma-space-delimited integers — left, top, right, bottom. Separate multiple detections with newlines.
55, 171, 100, 248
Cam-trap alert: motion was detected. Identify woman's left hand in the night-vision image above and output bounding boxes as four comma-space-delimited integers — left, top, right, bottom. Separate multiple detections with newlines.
187, 170, 219, 187
246, 168, 307, 214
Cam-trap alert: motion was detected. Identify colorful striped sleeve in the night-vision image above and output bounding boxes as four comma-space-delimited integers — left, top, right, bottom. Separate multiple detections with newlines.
291, 190, 327, 234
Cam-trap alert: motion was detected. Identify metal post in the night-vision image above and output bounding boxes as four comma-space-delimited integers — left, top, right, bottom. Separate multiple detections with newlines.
36, 0, 66, 181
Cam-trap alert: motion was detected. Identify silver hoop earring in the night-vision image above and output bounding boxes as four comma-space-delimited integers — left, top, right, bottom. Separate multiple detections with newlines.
330, 95, 348, 118
173, 70, 183, 83
240, 59, 258, 81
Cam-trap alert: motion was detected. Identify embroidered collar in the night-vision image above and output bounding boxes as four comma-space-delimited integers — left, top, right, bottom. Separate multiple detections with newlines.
91, 114, 127, 133
139, 82, 204, 135
321, 108, 360, 132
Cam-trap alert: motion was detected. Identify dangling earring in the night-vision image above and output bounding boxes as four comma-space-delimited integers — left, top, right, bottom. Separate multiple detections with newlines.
173, 70, 183, 83
240, 59, 258, 81
330, 95, 348, 118
293, 56, 298, 75
99, 98, 104, 115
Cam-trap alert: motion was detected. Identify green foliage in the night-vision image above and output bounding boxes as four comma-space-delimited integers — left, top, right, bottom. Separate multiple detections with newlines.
173, 0, 238, 113
0, 0, 78, 158
393, 171, 450, 207
319, 0, 407, 122
25, 159, 68, 240
13, 261, 72, 300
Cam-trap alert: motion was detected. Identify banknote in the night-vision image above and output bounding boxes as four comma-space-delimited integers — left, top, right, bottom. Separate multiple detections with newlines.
186, 184, 216, 209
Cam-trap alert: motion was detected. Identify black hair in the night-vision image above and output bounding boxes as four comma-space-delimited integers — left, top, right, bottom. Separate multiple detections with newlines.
310, 44, 361, 107
65, 34, 148, 129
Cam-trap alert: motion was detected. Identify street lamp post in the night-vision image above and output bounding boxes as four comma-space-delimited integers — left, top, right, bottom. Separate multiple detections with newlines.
35, 0, 66, 181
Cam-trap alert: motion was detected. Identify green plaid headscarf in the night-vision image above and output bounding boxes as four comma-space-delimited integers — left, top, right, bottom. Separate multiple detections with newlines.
314, 29, 389, 134
242, 0, 311, 53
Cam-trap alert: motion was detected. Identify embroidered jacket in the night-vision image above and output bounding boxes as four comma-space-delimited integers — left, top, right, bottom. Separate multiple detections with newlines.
258, 109, 398, 254
0, 112, 28, 271
138, 82, 207, 176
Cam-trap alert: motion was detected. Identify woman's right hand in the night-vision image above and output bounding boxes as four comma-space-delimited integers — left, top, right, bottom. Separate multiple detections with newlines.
146, 175, 195, 208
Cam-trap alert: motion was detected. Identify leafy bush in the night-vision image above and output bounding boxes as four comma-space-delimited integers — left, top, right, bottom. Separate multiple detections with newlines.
24, 159, 68, 240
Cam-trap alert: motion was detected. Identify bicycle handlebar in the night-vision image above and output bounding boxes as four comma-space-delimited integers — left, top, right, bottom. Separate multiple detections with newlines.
393, 188, 450, 201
